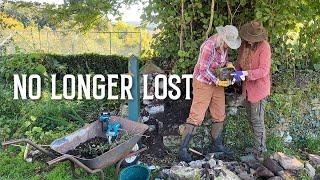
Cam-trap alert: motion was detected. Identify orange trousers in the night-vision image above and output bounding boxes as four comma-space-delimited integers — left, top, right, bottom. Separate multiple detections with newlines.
186, 79, 225, 126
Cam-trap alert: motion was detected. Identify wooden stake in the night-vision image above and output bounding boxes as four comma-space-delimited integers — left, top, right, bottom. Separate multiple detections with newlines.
189, 148, 205, 157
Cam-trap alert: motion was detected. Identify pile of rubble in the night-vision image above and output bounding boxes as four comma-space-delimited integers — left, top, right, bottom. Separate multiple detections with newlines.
156, 152, 320, 180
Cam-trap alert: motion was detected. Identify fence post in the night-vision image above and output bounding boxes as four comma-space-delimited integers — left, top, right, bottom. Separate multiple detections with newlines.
139, 31, 142, 56
109, 32, 112, 55
0, 34, 14, 56
128, 55, 140, 121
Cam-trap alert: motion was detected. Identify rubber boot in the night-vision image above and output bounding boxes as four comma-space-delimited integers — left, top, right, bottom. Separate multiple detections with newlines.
211, 122, 233, 156
251, 122, 267, 161
178, 124, 196, 163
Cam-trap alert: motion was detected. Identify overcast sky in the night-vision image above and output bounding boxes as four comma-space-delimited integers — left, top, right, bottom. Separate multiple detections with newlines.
17, 0, 145, 22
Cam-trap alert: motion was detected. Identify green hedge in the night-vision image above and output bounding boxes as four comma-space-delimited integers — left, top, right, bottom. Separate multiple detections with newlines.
0, 53, 131, 81
43, 54, 129, 75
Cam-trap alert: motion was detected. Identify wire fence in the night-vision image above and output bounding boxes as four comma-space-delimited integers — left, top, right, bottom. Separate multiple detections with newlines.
0, 29, 142, 56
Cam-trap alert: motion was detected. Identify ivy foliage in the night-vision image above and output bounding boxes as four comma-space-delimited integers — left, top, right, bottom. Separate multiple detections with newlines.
142, 0, 320, 73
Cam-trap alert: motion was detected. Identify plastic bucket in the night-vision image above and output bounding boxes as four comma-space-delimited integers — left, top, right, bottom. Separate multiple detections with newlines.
118, 165, 150, 180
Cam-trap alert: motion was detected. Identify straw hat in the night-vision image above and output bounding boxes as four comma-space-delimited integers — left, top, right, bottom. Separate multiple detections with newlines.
216, 25, 241, 49
239, 21, 267, 43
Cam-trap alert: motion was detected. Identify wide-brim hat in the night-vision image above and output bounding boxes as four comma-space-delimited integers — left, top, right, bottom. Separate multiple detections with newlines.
239, 21, 267, 43
216, 25, 241, 49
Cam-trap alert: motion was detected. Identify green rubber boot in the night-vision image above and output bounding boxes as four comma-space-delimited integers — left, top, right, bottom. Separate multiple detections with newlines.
211, 122, 233, 157
178, 124, 196, 162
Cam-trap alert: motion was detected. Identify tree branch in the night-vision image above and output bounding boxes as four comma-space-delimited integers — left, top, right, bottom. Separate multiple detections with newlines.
179, 0, 185, 51
205, 0, 215, 39
226, 0, 232, 19
230, 3, 241, 24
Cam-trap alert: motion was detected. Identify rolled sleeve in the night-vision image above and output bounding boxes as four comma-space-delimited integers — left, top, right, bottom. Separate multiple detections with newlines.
198, 42, 218, 84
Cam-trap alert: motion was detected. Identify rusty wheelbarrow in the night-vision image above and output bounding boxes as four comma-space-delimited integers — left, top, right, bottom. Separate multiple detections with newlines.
2, 116, 149, 180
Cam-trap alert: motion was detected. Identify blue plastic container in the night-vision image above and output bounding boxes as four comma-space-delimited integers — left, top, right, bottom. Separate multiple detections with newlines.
118, 165, 150, 180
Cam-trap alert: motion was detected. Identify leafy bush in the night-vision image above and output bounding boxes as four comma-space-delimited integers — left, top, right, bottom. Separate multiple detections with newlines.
224, 70, 320, 156
0, 53, 130, 143
0, 53, 47, 81
143, 0, 320, 73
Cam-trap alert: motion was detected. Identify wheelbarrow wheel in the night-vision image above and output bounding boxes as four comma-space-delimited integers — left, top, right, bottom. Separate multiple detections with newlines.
120, 141, 141, 168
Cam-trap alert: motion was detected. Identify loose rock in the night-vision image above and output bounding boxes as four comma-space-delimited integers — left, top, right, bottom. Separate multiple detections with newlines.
240, 154, 261, 169
215, 167, 241, 180
142, 116, 149, 123
148, 125, 156, 132
254, 166, 274, 178
170, 165, 202, 180
238, 172, 255, 180
279, 170, 294, 180
267, 176, 283, 180
250, 168, 256, 175
283, 132, 293, 144
158, 169, 171, 179
189, 160, 205, 169
273, 152, 304, 170
208, 159, 216, 169
146, 105, 164, 114
305, 162, 316, 178
142, 100, 152, 105
178, 161, 189, 167
263, 157, 284, 174
307, 153, 320, 167
217, 160, 224, 166
234, 165, 245, 174
205, 153, 215, 160
276, 170, 285, 177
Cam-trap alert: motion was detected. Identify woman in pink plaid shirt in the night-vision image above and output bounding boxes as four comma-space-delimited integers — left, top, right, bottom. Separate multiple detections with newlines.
179, 25, 241, 162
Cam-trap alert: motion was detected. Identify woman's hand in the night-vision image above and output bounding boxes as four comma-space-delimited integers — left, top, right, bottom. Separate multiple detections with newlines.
226, 62, 235, 70
231, 71, 248, 82
216, 79, 232, 87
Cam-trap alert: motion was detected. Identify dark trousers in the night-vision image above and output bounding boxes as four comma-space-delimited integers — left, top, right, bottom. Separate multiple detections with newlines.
245, 98, 267, 153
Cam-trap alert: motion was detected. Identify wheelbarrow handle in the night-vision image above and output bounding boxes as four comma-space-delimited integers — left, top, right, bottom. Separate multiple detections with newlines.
2, 139, 56, 158
47, 154, 69, 165
47, 154, 102, 174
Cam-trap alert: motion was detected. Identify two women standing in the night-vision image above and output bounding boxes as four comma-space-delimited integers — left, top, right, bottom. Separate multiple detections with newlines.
179, 21, 272, 162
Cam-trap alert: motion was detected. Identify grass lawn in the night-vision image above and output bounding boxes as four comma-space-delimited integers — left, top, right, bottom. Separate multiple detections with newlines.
0, 148, 116, 180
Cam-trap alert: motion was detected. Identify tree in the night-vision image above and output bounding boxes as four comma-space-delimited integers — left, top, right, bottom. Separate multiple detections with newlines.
142, 0, 253, 73
45, 0, 138, 32
205, 0, 215, 39
142, 0, 320, 73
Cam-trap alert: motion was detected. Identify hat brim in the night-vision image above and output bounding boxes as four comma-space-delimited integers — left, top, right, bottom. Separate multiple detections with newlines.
216, 26, 242, 49
224, 37, 241, 49
239, 23, 267, 43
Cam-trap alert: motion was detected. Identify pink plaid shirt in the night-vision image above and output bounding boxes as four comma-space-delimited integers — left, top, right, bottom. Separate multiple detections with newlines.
193, 35, 229, 85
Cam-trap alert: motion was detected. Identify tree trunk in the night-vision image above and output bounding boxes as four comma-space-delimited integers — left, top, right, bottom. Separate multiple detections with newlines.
179, 0, 185, 51
226, 0, 232, 21
205, 0, 215, 39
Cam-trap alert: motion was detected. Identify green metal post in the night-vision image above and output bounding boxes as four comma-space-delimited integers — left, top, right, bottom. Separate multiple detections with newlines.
128, 55, 140, 121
